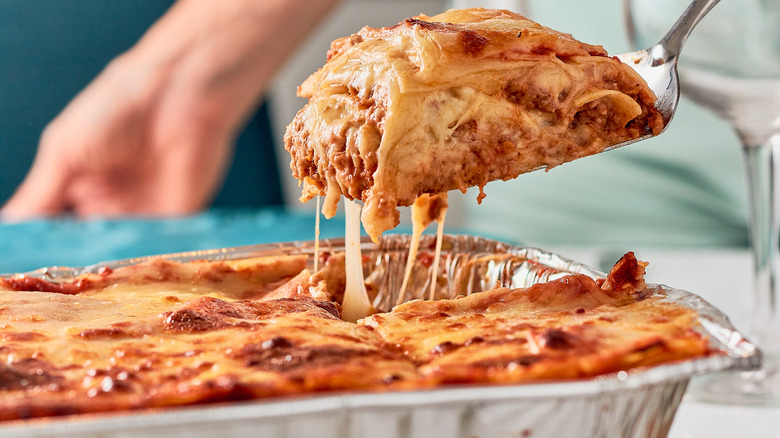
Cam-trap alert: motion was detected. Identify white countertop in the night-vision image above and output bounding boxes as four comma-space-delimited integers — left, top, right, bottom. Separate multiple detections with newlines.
550, 247, 780, 438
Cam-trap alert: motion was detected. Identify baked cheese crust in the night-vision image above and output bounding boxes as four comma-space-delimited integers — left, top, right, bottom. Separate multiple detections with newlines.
0, 257, 418, 420
285, 8, 664, 240
0, 253, 710, 421
362, 254, 707, 383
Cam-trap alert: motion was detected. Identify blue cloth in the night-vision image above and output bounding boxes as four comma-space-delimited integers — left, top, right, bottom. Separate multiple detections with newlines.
0, 209, 347, 274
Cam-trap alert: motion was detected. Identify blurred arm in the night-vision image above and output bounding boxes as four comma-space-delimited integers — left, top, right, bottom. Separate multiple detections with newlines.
2, 0, 340, 220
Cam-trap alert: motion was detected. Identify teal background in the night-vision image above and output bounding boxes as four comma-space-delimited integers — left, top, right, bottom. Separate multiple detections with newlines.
0, 1, 283, 209
0, 209, 344, 273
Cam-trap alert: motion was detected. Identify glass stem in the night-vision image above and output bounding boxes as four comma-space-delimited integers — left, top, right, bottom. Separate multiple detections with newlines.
742, 133, 780, 356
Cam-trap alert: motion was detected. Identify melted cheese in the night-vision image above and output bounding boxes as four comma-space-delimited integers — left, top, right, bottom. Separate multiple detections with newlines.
397, 202, 427, 306
0, 256, 418, 420
341, 199, 373, 322
429, 207, 447, 301
314, 195, 321, 273
363, 274, 710, 383
397, 194, 448, 305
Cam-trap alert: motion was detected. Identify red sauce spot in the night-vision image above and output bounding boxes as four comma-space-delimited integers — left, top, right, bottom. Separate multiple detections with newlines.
464, 336, 484, 346
603, 252, 647, 295
430, 341, 460, 357
232, 342, 383, 373
532, 47, 552, 55
1, 332, 48, 342
0, 277, 94, 295
635, 339, 667, 353
417, 252, 435, 268
470, 355, 542, 370
539, 328, 578, 350
161, 308, 228, 333
0, 359, 61, 390
261, 336, 294, 350
476, 186, 487, 204
161, 296, 341, 333
78, 328, 126, 339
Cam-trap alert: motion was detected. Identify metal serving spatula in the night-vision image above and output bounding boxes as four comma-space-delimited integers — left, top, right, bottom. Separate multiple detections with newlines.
607, 0, 720, 150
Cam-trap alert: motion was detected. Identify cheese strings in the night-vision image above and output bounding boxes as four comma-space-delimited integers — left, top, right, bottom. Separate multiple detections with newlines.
314, 195, 321, 273
341, 199, 373, 322
397, 194, 448, 306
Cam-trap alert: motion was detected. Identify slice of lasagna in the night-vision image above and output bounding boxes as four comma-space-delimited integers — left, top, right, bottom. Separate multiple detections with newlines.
285, 8, 664, 240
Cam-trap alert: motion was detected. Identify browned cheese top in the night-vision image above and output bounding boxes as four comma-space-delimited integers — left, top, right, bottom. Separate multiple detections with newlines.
0, 252, 711, 421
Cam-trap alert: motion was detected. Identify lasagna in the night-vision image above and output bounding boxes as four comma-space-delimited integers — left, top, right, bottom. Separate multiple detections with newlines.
0, 252, 711, 421
285, 8, 664, 240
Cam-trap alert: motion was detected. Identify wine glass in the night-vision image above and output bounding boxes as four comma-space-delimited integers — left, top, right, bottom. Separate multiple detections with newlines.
625, 0, 780, 404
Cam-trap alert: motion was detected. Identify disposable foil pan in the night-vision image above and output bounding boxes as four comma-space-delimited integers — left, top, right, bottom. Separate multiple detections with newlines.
0, 234, 761, 438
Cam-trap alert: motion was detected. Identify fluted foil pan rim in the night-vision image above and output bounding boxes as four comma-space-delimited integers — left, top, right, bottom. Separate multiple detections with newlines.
0, 234, 762, 437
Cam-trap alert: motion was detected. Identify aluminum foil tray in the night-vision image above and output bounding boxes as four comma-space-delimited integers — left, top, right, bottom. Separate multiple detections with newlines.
0, 234, 761, 438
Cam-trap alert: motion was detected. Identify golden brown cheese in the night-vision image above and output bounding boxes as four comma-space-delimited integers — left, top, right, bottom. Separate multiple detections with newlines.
0, 253, 711, 421
285, 8, 664, 240
0, 255, 310, 299
362, 255, 707, 384
0, 257, 419, 421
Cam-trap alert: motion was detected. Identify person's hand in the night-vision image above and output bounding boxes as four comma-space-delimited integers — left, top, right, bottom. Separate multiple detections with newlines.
2, 53, 234, 219
1, 0, 340, 221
